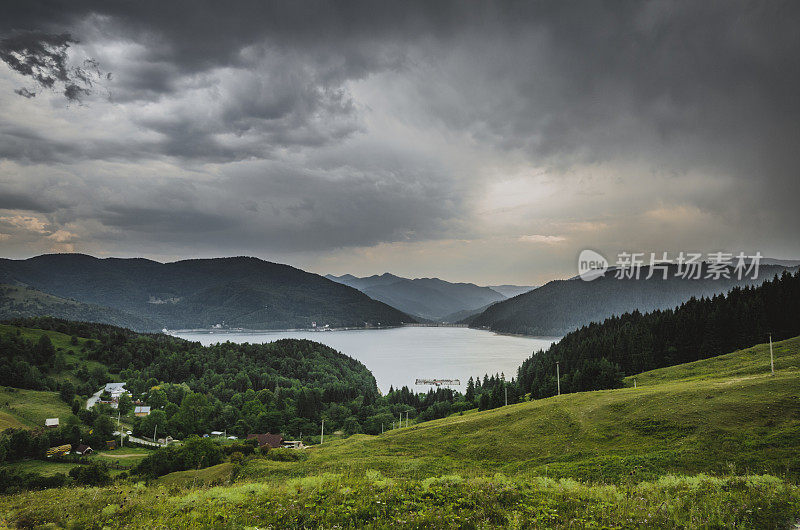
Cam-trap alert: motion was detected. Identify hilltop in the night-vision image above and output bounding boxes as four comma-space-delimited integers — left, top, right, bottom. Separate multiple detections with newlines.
0, 254, 414, 331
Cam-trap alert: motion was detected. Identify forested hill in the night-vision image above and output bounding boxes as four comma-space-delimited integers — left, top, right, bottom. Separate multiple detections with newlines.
517, 270, 800, 399
0, 254, 414, 331
0, 317, 379, 438
0, 284, 160, 331
0, 317, 474, 438
469, 263, 796, 336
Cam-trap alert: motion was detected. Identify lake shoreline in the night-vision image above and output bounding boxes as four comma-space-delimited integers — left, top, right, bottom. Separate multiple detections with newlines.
173, 327, 558, 393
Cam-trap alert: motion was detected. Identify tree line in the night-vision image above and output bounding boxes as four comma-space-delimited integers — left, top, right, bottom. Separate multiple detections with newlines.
517, 271, 800, 398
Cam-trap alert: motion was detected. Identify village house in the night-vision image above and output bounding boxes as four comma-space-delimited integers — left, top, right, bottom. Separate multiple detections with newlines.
281, 440, 306, 449
104, 382, 127, 398
246, 433, 284, 449
134, 406, 151, 417
45, 418, 59, 428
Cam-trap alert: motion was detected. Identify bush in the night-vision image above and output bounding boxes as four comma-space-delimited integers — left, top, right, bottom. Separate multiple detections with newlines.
223, 443, 255, 456
69, 462, 111, 486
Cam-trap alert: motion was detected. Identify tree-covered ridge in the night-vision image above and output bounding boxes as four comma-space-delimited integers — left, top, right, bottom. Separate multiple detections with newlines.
0, 284, 160, 331
518, 271, 800, 398
469, 263, 796, 336
0, 254, 414, 331
0, 318, 481, 440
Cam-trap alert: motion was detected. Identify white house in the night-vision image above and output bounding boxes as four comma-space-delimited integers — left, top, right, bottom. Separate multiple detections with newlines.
134, 406, 151, 417
45, 418, 59, 428
104, 382, 128, 398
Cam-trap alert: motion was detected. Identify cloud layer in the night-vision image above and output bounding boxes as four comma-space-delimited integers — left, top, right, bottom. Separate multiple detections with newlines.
1, 1, 799, 283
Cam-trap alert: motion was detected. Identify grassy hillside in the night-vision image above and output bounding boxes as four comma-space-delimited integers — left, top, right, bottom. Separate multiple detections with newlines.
0, 254, 415, 331
0, 387, 78, 429
627, 335, 800, 387
234, 338, 800, 484
1, 337, 798, 528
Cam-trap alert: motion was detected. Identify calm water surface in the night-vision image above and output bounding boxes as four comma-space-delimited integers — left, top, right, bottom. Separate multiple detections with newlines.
173, 327, 557, 393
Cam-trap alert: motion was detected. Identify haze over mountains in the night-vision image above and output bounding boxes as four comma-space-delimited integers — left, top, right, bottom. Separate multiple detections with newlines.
325, 273, 524, 321
0, 254, 413, 331
468, 263, 799, 336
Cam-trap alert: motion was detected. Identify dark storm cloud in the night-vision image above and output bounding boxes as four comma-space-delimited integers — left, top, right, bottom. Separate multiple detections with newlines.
0, 31, 104, 101
1, 1, 799, 270
0, 191, 55, 213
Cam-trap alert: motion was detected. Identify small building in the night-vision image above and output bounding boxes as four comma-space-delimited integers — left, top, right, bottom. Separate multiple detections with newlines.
210, 431, 224, 437
281, 440, 305, 450
74, 444, 93, 456
45, 418, 59, 428
104, 382, 128, 398
247, 433, 284, 449
134, 406, 151, 417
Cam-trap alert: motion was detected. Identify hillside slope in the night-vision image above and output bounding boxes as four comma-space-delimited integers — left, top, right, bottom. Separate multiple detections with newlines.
0, 254, 414, 331
1, 338, 799, 528
326, 273, 506, 320
244, 336, 800, 483
469, 263, 796, 335
0, 284, 159, 331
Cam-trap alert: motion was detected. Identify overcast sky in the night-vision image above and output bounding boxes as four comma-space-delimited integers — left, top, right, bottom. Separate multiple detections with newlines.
1, 1, 798, 284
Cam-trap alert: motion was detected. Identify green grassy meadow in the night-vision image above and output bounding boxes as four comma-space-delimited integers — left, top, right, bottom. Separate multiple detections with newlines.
234, 337, 800, 485
0, 386, 77, 429
1, 337, 799, 528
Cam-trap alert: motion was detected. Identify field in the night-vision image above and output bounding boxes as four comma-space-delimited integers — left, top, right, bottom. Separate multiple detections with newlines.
1, 337, 799, 527
0, 386, 78, 429
0, 460, 78, 477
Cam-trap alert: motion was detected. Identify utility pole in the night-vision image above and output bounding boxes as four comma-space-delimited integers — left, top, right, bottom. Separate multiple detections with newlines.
153, 423, 157, 444
320, 420, 324, 444
769, 333, 774, 374
406, 411, 409, 428
556, 361, 561, 396
504, 385, 508, 407
381, 423, 384, 434
118, 411, 123, 448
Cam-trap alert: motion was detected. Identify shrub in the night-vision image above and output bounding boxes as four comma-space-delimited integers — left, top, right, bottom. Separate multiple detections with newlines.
69, 462, 111, 486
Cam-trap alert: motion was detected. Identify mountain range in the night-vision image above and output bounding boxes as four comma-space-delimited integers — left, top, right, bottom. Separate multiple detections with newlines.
467, 263, 799, 336
325, 273, 523, 321
0, 254, 414, 331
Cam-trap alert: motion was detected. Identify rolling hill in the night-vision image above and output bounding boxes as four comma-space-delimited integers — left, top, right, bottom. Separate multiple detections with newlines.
2, 336, 799, 528
468, 263, 797, 336
0, 254, 414, 331
325, 273, 506, 321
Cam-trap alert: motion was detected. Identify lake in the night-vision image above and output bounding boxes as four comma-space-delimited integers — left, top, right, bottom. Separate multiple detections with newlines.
172, 327, 557, 393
